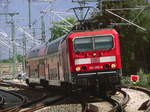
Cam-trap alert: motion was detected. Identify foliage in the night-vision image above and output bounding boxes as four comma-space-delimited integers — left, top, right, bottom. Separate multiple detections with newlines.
0, 59, 12, 63
16, 54, 24, 63
0, 54, 24, 63
48, 0, 150, 75
49, 17, 76, 41
122, 74, 150, 88
95, 0, 150, 74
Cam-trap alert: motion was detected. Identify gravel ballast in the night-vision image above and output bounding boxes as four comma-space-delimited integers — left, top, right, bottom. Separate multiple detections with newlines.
36, 104, 82, 112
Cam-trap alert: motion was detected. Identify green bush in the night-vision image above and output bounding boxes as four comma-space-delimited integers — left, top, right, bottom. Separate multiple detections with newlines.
122, 74, 150, 88
146, 75, 150, 87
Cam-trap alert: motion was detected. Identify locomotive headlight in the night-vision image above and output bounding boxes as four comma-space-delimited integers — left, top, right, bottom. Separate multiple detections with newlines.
111, 64, 116, 68
76, 66, 81, 71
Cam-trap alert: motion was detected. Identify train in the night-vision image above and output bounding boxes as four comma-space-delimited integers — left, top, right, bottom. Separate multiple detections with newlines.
25, 28, 122, 96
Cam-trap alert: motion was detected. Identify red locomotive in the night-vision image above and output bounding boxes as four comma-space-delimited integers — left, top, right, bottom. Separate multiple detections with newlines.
26, 29, 122, 96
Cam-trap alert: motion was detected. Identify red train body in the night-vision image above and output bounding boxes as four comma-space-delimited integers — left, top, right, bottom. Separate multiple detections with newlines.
26, 29, 122, 95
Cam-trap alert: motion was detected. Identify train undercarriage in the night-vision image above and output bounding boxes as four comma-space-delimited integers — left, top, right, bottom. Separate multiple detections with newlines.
26, 70, 121, 97
71, 72, 121, 97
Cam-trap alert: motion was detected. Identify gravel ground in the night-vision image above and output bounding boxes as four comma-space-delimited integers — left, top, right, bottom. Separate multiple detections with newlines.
123, 88, 149, 112
35, 89, 149, 112
91, 91, 124, 112
91, 102, 112, 112
36, 104, 82, 112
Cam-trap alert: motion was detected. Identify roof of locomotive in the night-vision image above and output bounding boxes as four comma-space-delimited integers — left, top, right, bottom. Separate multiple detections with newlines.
68, 28, 118, 39
70, 28, 118, 35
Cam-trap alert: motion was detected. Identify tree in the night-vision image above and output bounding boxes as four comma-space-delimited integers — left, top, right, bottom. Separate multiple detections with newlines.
49, 17, 76, 41
95, 0, 150, 74
16, 54, 24, 63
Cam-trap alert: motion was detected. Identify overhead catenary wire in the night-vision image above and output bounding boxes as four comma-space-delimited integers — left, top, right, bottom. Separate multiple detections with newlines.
107, 6, 150, 11
105, 9, 147, 31
0, 31, 31, 50
0, 37, 11, 48
50, 11, 74, 27
16, 26, 41, 45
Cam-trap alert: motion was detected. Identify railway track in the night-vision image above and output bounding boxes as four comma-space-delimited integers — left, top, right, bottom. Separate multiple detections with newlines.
22, 89, 129, 112
0, 86, 51, 112
0, 95, 5, 106
82, 86, 149, 112
121, 85, 150, 112
0, 81, 150, 112
20, 95, 69, 112
88, 89, 130, 112
0, 81, 51, 112
0, 89, 27, 109
1, 93, 50, 112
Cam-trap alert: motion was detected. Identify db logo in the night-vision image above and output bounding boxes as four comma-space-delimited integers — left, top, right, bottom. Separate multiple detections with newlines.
130, 75, 139, 82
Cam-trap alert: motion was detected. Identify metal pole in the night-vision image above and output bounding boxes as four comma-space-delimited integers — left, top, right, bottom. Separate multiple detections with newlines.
9, 40, 11, 72
0, 12, 19, 77
28, 0, 32, 28
41, 15, 46, 43
97, 0, 103, 16
22, 34, 26, 72
10, 15, 17, 77
32, 27, 36, 37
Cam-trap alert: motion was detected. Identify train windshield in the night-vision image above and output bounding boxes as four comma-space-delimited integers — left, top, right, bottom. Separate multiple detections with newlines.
94, 36, 113, 50
74, 35, 113, 52
74, 37, 93, 52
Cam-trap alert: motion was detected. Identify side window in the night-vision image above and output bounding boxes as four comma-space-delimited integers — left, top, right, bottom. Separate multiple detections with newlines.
38, 59, 45, 76
27, 65, 30, 76
47, 41, 60, 54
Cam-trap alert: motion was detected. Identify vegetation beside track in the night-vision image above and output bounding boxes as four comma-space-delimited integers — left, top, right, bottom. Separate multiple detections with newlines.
122, 74, 150, 88
0, 63, 22, 74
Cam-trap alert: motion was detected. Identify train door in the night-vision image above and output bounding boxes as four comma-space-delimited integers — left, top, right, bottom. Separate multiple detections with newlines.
61, 40, 70, 82
39, 59, 46, 80
57, 61, 60, 80
58, 52, 64, 81
26, 61, 30, 77
44, 59, 49, 80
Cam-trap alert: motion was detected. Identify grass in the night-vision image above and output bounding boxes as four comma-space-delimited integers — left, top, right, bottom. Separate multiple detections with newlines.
122, 74, 150, 89
0, 62, 22, 74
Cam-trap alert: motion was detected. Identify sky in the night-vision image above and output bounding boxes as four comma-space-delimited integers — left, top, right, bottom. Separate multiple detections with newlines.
0, 0, 81, 59
1, 0, 149, 59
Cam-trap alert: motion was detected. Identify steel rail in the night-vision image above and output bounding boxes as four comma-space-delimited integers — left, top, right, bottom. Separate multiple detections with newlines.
20, 95, 68, 112
0, 95, 5, 107
107, 89, 130, 112
0, 89, 27, 104
0, 89, 28, 112
107, 97, 121, 112
121, 85, 150, 112
1, 92, 48, 112
120, 85, 150, 96
118, 89, 130, 109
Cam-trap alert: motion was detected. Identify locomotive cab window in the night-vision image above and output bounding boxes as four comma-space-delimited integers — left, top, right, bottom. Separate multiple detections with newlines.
74, 37, 93, 52
94, 35, 114, 50
74, 35, 114, 52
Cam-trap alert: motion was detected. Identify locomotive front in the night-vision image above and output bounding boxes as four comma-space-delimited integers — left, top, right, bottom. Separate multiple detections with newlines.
68, 29, 122, 95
